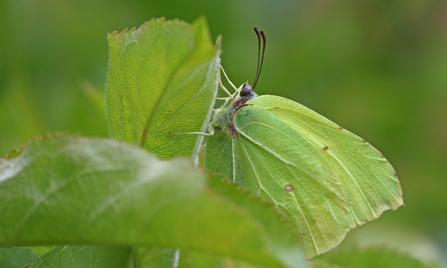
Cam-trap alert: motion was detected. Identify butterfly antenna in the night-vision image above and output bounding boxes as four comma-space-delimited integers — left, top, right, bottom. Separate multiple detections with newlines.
252, 27, 266, 90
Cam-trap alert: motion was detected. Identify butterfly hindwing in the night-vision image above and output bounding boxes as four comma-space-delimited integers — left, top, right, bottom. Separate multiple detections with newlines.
249, 95, 403, 228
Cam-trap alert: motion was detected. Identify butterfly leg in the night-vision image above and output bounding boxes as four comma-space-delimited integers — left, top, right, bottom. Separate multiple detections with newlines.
219, 65, 238, 92
217, 67, 233, 99
218, 65, 240, 99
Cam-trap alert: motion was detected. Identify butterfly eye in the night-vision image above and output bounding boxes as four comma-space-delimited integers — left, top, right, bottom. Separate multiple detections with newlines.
240, 87, 251, 97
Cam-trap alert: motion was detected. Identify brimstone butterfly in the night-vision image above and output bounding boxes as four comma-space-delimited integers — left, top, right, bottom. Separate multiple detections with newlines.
200, 28, 403, 258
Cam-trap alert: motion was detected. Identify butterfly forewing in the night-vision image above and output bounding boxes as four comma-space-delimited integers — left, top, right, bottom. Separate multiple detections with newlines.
249, 95, 403, 228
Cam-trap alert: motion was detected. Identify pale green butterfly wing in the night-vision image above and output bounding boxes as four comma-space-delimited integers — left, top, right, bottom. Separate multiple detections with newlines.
249, 95, 403, 231
206, 105, 352, 258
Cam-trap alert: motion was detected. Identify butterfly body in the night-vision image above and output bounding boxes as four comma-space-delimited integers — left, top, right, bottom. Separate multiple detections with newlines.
209, 81, 258, 136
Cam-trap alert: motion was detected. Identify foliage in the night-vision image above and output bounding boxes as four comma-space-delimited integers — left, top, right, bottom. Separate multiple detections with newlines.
0, 17, 442, 268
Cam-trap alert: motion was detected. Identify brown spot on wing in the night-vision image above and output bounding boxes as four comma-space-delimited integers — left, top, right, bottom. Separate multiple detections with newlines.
285, 184, 294, 191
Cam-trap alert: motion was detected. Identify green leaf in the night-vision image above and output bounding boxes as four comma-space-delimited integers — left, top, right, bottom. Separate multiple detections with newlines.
0, 135, 307, 268
0, 247, 40, 268
106, 17, 220, 162
26, 245, 132, 268
311, 246, 442, 268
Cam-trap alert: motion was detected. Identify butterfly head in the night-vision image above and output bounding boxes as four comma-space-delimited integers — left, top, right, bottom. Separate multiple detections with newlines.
209, 27, 265, 133
238, 81, 258, 100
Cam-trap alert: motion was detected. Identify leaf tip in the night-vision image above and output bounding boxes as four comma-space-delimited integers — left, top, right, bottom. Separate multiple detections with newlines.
107, 31, 118, 39
215, 35, 222, 50
1, 146, 25, 160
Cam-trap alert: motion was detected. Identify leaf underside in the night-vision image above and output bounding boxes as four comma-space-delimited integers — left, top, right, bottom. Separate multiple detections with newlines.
106, 17, 220, 162
205, 95, 403, 258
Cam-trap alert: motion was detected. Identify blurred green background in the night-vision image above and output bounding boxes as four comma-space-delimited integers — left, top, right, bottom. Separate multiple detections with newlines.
1, 0, 446, 263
